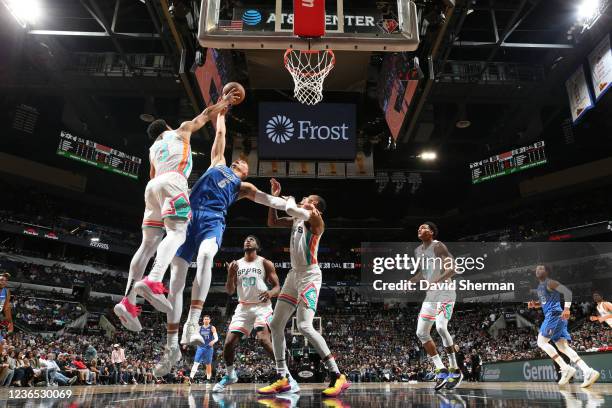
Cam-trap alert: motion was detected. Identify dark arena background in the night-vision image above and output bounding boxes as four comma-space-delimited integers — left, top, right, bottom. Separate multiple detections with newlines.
0, 0, 612, 407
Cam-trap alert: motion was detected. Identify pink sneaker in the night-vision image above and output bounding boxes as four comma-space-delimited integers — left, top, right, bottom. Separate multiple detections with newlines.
134, 277, 173, 313
113, 297, 142, 332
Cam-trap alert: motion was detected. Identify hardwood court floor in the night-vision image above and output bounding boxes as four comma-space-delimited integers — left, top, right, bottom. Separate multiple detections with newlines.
1, 381, 610, 407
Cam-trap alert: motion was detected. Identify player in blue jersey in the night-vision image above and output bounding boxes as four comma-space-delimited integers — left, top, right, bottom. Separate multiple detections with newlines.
152, 105, 293, 377
528, 264, 599, 387
189, 315, 218, 383
0, 273, 13, 336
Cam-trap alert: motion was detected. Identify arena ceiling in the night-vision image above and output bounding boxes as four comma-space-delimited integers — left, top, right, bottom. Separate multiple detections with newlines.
0, 0, 611, 222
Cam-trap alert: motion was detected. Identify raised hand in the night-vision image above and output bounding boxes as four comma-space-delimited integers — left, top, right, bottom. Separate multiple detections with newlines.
270, 178, 281, 197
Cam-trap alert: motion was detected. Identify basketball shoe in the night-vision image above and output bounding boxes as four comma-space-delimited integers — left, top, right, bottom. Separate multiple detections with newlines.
322, 373, 350, 397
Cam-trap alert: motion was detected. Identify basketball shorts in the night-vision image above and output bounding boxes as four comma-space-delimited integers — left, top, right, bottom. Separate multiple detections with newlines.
194, 346, 214, 364
176, 210, 226, 263
142, 172, 191, 229
277, 265, 322, 312
539, 312, 571, 342
228, 302, 274, 338
419, 291, 456, 323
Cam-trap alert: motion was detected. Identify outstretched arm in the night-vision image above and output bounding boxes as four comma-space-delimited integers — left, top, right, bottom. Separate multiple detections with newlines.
238, 182, 288, 211
208, 109, 228, 168
176, 90, 239, 143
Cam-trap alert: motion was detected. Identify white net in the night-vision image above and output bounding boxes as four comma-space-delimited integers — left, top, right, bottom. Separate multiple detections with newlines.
284, 49, 335, 106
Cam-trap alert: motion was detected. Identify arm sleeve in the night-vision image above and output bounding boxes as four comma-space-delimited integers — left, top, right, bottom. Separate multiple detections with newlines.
254, 190, 288, 211
284, 197, 311, 221
554, 283, 572, 307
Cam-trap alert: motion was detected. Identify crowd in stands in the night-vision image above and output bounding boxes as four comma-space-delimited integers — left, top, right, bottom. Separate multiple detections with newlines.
12, 291, 83, 332
1, 286, 609, 388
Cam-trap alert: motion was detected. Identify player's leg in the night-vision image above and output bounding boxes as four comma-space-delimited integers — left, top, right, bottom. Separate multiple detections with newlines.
153, 256, 188, 377
417, 302, 448, 389
555, 338, 599, 387
114, 192, 164, 331
435, 301, 462, 389
258, 275, 298, 395
213, 325, 244, 392
537, 333, 575, 384
182, 237, 217, 346
255, 326, 274, 359
135, 216, 188, 313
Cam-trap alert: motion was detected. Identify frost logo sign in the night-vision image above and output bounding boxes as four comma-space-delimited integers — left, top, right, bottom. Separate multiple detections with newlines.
266, 115, 294, 144
259, 102, 356, 160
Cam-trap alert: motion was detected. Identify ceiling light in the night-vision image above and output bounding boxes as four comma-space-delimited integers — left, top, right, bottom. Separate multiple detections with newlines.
578, 0, 600, 19
2, 0, 41, 28
419, 151, 437, 161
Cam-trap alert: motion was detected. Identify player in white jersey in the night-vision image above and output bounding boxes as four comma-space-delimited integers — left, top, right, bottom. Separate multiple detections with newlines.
257, 179, 350, 398
114, 91, 239, 332
590, 291, 612, 327
213, 235, 285, 392
410, 222, 462, 390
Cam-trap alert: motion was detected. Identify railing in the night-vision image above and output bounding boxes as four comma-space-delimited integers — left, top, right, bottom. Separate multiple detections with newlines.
436, 60, 545, 84
68, 53, 175, 77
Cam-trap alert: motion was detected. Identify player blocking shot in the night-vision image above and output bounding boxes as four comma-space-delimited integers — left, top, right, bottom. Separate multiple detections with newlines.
152, 84, 304, 377
257, 179, 350, 397
189, 315, 218, 383
528, 265, 599, 387
114, 92, 239, 331
410, 222, 462, 390
213, 235, 296, 392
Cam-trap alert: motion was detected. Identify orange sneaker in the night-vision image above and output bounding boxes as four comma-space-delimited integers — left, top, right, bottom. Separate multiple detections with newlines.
257, 377, 291, 395
322, 374, 350, 397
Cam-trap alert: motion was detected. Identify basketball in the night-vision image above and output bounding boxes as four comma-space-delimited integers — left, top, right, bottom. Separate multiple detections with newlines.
222, 82, 245, 105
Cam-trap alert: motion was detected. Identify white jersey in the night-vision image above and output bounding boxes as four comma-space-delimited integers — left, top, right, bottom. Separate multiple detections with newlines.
597, 302, 612, 328
414, 240, 455, 301
414, 240, 443, 283
149, 131, 192, 179
290, 219, 321, 268
236, 256, 269, 304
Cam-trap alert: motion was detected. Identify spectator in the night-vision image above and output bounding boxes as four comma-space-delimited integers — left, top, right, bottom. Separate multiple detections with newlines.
111, 344, 126, 385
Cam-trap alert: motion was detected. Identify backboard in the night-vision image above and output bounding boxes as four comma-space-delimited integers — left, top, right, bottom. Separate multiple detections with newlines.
198, 0, 419, 52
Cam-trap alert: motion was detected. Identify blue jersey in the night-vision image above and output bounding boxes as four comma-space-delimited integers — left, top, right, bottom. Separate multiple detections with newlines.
537, 279, 562, 316
190, 165, 241, 216
199, 325, 215, 348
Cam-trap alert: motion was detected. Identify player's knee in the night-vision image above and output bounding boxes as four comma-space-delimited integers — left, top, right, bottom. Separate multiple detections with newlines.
537, 334, 550, 349
416, 327, 432, 344
297, 320, 315, 336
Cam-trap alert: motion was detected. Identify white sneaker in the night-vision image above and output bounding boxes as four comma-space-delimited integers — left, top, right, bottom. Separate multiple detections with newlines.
153, 345, 181, 377
180, 321, 204, 346
558, 366, 577, 385
581, 369, 600, 388
212, 372, 238, 392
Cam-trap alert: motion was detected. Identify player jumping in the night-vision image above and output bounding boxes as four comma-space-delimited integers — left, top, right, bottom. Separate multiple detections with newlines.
189, 315, 218, 383
153, 106, 296, 377
590, 290, 612, 328
113, 92, 238, 331
213, 235, 294, 392
410, 222, 462, 390
528, 264, 599, 387
257, 179, 350, 397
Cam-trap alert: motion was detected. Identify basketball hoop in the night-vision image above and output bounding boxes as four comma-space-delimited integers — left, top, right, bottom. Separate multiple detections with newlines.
284, 49, 335, 106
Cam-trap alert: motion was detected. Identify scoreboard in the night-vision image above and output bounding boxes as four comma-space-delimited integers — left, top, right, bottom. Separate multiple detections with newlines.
57, 131, 141, 179
470, 141, 547, 184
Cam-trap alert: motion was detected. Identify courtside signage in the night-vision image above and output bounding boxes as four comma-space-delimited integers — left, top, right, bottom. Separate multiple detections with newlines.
258, 102, 356, 160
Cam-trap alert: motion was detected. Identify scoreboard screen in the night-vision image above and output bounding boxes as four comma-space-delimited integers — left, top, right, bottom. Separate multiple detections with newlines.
57, 131, 141, 179
470, 141, 547, 184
